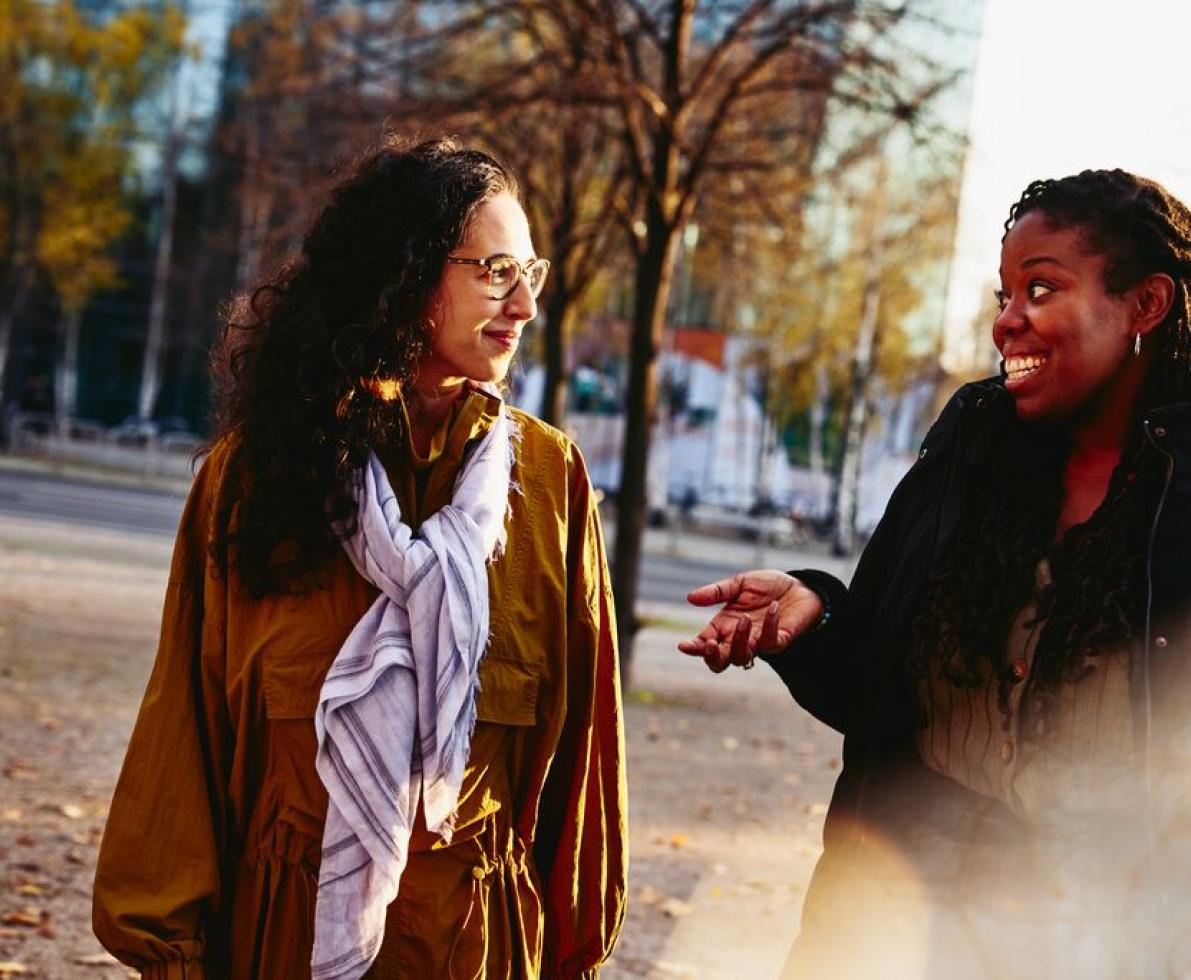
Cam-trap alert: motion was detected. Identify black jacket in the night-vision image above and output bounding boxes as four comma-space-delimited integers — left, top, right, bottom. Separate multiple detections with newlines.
766, 378, 1191, 958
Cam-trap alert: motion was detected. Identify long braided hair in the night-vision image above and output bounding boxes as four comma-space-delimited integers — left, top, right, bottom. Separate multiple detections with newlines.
912, 170, 1191, 727
208, 136, 518, 596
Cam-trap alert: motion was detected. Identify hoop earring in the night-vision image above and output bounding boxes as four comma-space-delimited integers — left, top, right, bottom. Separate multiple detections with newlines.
1134, 333, 1142, 357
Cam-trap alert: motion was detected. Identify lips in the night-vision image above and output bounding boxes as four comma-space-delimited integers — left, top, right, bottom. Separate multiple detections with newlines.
483, 330, 520, 351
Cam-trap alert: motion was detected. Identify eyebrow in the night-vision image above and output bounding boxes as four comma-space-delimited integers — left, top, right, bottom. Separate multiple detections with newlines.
1020, 255, 1066, 270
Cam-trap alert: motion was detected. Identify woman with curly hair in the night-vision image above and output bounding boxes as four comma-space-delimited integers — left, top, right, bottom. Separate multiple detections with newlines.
681, 170, 1191, 976
93, 136, 626, 979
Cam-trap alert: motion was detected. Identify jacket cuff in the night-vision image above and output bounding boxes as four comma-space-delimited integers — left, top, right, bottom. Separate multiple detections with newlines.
785, 568, 846, 637
142, 959, 205, 980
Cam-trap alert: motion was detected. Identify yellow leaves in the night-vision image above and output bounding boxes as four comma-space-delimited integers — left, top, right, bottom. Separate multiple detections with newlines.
35, 149, 131, 311
7, 0, 184, 312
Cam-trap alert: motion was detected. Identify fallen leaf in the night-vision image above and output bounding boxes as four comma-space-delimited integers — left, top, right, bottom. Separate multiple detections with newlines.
637, 884, 662, 906
0, 962, 28, 976
59, 803, 84, 820
1, 761, 37, 781
668, 833, 690, 849
0, 908, 41, 928
74, 953, 121, 967
659, 897, 692, 918
15, 885, 41, 897
1, 809, 21, 821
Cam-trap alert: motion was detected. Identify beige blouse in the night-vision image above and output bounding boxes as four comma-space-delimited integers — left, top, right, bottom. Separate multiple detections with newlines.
917, 560, 1140, 826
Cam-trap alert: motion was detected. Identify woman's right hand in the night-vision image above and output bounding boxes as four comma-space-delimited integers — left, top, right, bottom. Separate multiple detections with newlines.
677, 570, 825, 673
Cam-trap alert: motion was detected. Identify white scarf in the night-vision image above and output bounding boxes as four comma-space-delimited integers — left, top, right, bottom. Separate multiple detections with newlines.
311, 406, 515, 980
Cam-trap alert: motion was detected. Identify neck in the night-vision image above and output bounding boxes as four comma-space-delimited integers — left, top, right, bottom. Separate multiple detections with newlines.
406, 378, 467, 453
1056, 360, 1153, 536
1068, 355, 1153, 461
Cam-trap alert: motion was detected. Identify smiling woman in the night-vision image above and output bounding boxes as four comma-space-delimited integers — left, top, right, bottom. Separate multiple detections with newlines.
91, 136, 626, 980
680, 170, 1191, 976
420, 194, 548, 394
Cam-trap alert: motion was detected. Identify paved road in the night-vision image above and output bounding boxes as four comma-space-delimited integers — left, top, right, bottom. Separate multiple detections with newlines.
0, 466, 814, 604
0, 466, 188, 537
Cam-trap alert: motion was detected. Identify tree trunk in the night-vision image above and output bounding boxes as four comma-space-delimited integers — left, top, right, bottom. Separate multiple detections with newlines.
611, 221, 681, 671
138, 133, 180, 421
609, 0, 694, 674
809, 361, 828, 476
235, 109, 272, 292
831, 273, 880, 556
809, 360, 830, 517
754, 357, 772, 508
539, 281, 575, 427
0, 264, 34, 404
54, 307, 83, 433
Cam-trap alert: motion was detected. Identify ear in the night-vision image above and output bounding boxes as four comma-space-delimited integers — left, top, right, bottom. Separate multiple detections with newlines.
1134, 273, 1176, 336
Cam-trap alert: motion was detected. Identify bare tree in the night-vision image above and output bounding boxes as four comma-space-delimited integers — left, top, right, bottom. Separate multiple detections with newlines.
507, 0, 941, 665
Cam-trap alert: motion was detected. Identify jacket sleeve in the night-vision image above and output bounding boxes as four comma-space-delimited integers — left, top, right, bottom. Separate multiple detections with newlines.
92, 447, 234, 979
761, 385, 971, 735
534, 444, 628, 979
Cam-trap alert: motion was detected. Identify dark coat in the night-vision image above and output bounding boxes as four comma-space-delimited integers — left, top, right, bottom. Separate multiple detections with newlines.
765, 377, 1191, 975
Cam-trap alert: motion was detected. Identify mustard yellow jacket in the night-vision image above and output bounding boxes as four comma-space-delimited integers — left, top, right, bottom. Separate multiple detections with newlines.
93, 390, 628, 978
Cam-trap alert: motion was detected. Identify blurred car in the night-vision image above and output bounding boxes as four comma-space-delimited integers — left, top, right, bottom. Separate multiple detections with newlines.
109, 415, 201, 449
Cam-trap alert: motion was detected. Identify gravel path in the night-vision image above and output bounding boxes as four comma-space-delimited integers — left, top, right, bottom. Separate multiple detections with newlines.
0, 513, 842, 979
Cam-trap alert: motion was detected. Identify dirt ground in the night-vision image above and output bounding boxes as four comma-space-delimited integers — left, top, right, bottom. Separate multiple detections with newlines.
0, 512, 842, 979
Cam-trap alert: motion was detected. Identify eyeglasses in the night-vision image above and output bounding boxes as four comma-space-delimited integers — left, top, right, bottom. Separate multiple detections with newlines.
445, 253, 551, 301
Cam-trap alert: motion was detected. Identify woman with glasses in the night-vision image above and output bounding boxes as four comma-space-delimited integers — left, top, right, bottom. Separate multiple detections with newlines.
93, 136, 626, 980
681, 170, 1191, 976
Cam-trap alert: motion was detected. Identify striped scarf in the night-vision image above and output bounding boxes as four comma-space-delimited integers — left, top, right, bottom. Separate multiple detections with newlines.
311, 408, 515, 980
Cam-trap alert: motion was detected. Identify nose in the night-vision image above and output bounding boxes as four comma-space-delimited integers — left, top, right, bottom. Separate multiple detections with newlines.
502, 273, 537, 322
992, 294, 1026, 351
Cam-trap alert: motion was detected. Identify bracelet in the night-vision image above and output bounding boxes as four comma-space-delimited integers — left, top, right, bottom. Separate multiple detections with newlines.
805, 599, 832, 636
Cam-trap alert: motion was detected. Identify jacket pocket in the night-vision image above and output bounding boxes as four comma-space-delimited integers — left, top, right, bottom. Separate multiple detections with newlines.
475, 654, 540, 726
261, 641, 337, 719
260, 645, 337, 846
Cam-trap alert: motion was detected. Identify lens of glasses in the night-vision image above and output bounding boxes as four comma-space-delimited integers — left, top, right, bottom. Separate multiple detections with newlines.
526, 259, 549, 298
486, 256, 520, 299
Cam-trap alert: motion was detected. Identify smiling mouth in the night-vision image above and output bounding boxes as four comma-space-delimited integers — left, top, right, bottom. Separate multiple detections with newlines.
1004, 354, 1049, 384
484, 331, 519, 351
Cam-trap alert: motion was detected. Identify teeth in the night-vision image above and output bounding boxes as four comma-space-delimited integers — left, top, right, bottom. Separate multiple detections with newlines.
1005, 354, 1048, 380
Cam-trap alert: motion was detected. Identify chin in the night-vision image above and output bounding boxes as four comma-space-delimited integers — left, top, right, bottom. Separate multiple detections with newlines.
1010, 394, 1073, 429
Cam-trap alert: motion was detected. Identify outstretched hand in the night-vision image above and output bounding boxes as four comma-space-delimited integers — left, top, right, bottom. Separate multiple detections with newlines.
677, 570, 824, 673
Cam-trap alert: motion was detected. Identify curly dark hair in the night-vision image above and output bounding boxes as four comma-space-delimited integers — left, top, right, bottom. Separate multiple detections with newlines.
208, 135, 519, 596
913, 170, 1191, 728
